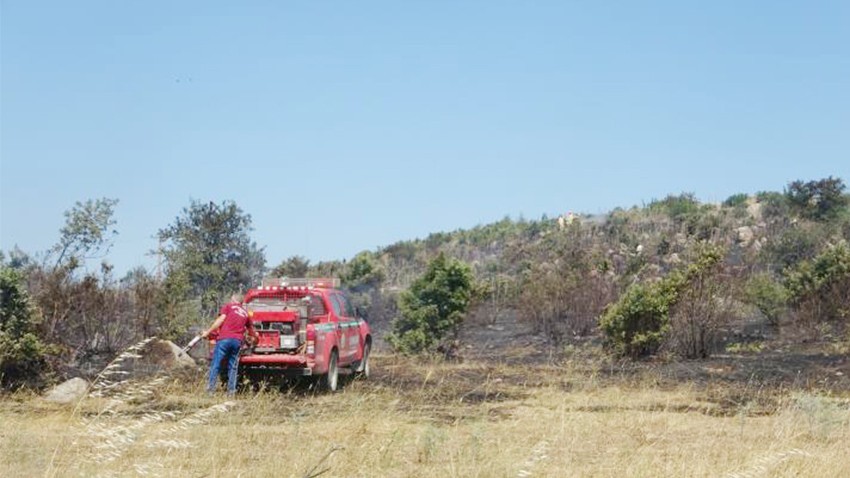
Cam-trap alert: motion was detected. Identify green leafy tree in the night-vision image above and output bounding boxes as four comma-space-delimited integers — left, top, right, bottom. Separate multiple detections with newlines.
0, 266, 50, 388
342, 251, 385, 290
270, 255, 311, 278
786, 177, 848, 221
51, 198, 119, 268
387, 253, 477, 354
157, 200, 265, 326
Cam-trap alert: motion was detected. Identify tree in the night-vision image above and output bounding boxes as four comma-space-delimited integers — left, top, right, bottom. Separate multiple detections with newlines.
51, 198, 119, 268
786, 177, 848, 221
270, 255, 310, 278
387, 253, 477, 354
0, 266, 50, 388
157, 200, 265, 321
342, 251, 385, 291
121, 267, 161, 338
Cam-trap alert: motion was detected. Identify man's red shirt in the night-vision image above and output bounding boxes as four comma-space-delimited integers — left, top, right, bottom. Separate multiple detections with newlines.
217, 302, 252, 340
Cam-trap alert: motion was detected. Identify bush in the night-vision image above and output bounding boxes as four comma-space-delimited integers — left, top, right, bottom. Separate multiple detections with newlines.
0, 266, 50, 389
723, 193, 749, 208
760, 225, 821, 271
599, 280, 677, 358
755, 191, 791, 222
600, 244, 724, 358
648, 193, 701, 223
784, 241, 850, 325
744, 273, 788, 326
387, 253, 477, 354
786, 177, 848, 222
666, 245, 730, 358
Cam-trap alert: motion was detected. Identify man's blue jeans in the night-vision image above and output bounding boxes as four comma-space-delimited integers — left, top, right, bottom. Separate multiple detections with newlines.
208, 338, 241, 394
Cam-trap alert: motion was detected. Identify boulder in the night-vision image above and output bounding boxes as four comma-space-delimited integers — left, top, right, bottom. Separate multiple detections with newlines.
114, 339, 199, 379
747, 200, 763, 220
143, 339, 197, 369
736, 226, 755, 246
44, 377, 89, 404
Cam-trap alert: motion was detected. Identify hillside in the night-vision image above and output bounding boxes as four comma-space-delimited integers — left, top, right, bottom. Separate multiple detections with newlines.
3, 178, 850, 477
2, 177, 849, 388
335, 180, 850, 368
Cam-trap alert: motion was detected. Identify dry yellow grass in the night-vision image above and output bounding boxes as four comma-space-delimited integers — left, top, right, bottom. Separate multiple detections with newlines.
1, 354, 848, 477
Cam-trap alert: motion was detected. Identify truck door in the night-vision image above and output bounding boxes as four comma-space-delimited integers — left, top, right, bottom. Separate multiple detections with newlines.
333, 293, 360, 365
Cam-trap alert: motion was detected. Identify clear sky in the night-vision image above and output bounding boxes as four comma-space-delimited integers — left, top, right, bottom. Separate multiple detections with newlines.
2, 1, 848, 275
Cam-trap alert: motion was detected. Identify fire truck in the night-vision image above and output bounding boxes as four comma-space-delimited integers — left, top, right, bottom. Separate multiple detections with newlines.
209, 278, 372, 391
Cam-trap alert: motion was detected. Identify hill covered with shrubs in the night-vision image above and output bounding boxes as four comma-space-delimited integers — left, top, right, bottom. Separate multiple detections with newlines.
2, 177, 849, 388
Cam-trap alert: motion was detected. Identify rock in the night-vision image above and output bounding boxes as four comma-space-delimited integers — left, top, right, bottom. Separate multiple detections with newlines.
736, 226, 755, 246
115, 339, 198, 379
144, 340, 197, 369
44, 377, 89, 404
747, 200, 763, 220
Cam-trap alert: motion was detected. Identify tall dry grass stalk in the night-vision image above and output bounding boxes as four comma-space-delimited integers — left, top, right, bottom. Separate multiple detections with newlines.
43, 337, 240, 478
726, 449, 813, 478
45, 337, 158, 477
3, 353, 845, 477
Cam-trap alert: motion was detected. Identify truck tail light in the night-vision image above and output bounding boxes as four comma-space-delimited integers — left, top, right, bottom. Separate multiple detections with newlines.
306, 325, 316, 355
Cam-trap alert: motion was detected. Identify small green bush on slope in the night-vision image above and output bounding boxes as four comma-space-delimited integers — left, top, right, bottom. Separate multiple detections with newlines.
599, 245, 723, 358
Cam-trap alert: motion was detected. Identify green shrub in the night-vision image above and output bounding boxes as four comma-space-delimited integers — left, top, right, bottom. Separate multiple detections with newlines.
387, 253, 477, 354
744, 273, 788, 326
599, 244, 724, 358
786, 177, 848, 222
666, 245, 730, 358
723, 193, 749, 208
755, 191, 791, 222
760, 225, 821, 271
648, 193, 701, 223
784, 241, 850, 324
0, 266, 50, 389
599, 280, 677, 358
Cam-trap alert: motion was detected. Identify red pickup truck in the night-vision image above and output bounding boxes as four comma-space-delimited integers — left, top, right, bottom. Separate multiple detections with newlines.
209, 278, 372, 391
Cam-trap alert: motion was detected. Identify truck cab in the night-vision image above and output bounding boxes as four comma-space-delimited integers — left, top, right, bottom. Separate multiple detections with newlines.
209, 278, 372, 391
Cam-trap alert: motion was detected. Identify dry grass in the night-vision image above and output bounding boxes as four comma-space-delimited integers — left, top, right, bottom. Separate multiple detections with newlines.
1, 353, 849, 477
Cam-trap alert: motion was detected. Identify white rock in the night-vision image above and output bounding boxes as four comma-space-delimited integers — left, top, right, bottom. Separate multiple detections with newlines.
736, 226, 755, 246
44, 377, 89, 404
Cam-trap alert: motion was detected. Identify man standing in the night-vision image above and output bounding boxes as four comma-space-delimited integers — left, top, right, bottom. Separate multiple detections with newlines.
202, 293, 259, 395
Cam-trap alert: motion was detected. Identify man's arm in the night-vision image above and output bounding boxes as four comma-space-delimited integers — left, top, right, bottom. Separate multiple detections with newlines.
201, 314, 227, 338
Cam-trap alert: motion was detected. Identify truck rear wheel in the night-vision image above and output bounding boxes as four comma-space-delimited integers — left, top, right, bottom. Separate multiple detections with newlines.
321, 349, 339, 392
355, 341, 371, 379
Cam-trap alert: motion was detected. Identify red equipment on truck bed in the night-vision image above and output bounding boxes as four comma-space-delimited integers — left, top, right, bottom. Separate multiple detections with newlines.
208, 278, 372, 391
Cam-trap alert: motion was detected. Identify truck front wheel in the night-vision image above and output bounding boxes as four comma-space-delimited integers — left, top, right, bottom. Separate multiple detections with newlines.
321, 349, 339, 392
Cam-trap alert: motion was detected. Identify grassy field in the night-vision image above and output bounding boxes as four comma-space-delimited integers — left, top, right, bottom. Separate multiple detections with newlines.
1, 353, 849, 478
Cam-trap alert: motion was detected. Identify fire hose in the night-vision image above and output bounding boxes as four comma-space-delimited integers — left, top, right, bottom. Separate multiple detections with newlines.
180, 335, 202, 354
180, 334, 258, 356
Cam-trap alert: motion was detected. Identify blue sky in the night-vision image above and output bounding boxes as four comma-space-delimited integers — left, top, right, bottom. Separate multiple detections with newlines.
2, 1, 848, 275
